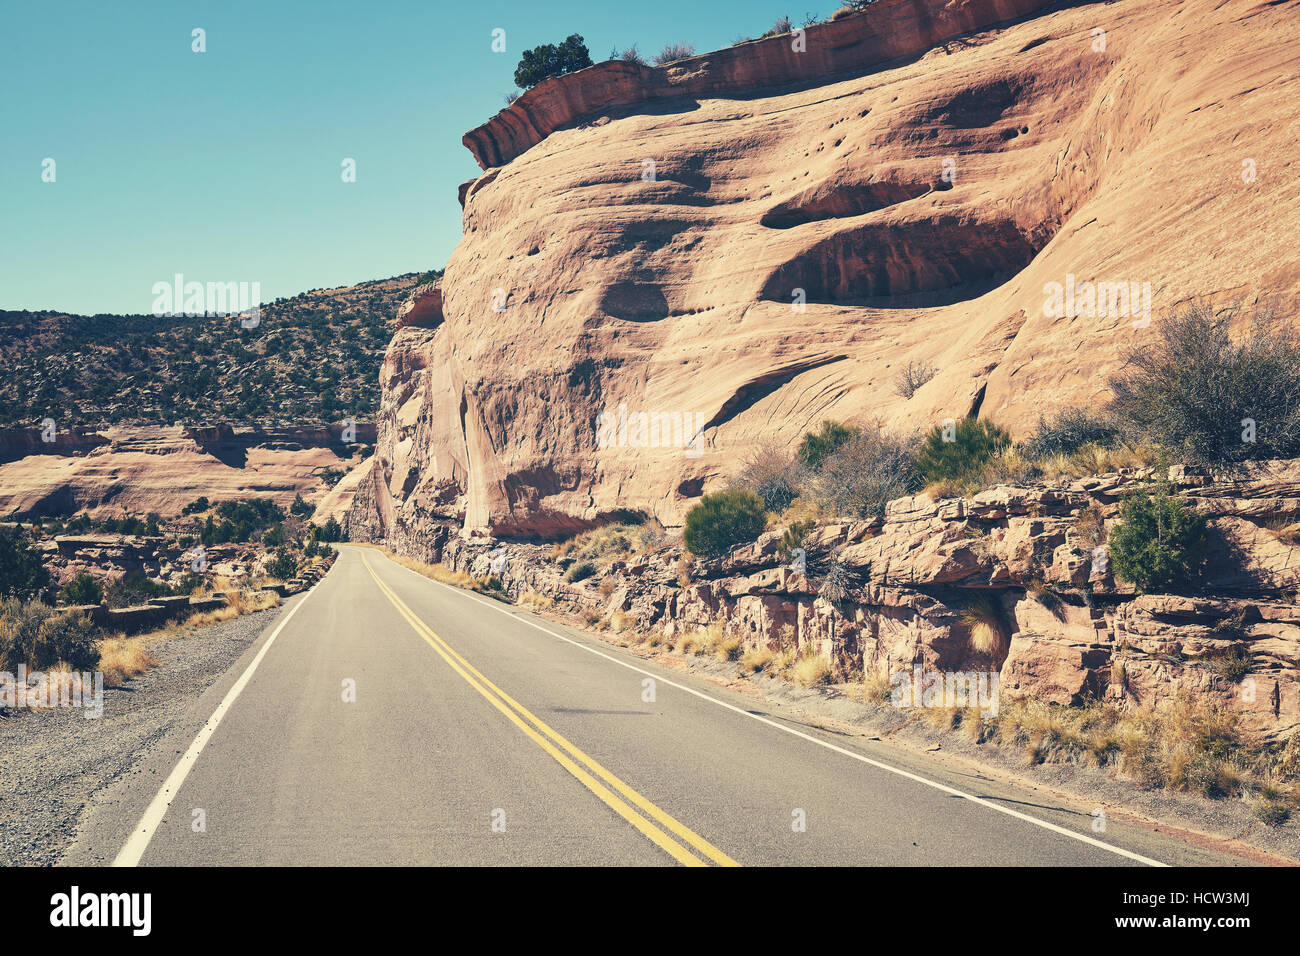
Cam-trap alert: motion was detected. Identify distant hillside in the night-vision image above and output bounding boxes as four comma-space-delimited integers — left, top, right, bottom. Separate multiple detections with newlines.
0, 272, 438, 428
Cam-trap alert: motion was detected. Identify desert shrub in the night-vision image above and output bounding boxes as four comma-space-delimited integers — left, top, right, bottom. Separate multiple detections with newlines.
796, 420, 858, 471
289, 494, 315, 518
759, 15, 792, 37
611, 45, 647, 65
265, 548, 299, 581
59, 572, 103, 606
813, 424, 917, 518
1019, 408, 1121, 461
504, 91, 519, 106
914, 417, 1012, 486
779, 519, 815, 561
181, 496, 210, 515
1108, 483, 1207, 592
514, 34, 593, 89
0, 597, 99, 671
651, 42, 695, 65
31, 609, 99, 670
894, 360, 936, 399
105, 571, 170, 608
1109, 302, 1300, 464
565, 561, 597, 583
736, 440, 806, 511
684, 489, 767, 557
0, 528, 50, 599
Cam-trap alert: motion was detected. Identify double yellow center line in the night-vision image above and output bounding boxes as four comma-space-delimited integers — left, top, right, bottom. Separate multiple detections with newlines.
361, 556, 739, 867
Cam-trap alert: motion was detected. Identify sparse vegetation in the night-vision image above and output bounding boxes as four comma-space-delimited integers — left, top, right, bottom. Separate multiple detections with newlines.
652, 42, 695, 66
0, 528, 50, 599
58, 572, 103, 606
0, 274, 424, 428
736, 441, 807, 512
1019, 408, 1121, 461
564, 561, 597, 583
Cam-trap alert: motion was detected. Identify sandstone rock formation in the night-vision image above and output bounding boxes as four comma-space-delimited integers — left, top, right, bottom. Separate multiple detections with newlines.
0, 424, 373, 519
353, 0, 1300, 540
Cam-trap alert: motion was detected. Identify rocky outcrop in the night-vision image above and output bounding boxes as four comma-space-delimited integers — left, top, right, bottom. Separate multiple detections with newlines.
392, 462, 1300, 743
464, 0, 1061, 169
0, 425, 373, 519
355, 0, 1300, 539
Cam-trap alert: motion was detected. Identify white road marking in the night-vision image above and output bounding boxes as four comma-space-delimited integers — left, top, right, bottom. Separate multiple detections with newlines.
112, 579, 325, 867
370, 547, 1170, 868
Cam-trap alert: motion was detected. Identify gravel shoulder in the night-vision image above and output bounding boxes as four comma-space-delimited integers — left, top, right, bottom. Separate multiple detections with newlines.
0, 606, 286, 866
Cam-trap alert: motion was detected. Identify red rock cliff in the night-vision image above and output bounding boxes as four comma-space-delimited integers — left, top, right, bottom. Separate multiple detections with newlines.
351, 0, 1300, 540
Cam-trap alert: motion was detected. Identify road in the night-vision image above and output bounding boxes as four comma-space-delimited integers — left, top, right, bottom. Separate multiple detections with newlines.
66, 545, 1247, 867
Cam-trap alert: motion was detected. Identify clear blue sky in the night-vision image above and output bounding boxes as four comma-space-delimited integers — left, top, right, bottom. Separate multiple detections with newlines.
1, 0, 830, 315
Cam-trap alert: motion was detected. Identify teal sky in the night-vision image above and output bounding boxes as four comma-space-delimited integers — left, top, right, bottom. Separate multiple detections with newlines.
1, 0, 830, 315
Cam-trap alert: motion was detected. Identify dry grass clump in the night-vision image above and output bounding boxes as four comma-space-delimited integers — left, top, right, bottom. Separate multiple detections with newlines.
989, 695, 1291, 808
97, 634, 159, 687
789, 644, 831, 687
1264, 517, 1300, 546
860, 668, 895, 704
960, 596, 1009, 657
551, 521, 666, 567
608, 610, 636, 635
741, 647, 776, 673
518, 591, 553, 610
386, 553, 512, 602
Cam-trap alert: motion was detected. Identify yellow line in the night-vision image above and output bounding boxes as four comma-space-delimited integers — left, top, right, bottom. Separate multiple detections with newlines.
362, 555, 738, 867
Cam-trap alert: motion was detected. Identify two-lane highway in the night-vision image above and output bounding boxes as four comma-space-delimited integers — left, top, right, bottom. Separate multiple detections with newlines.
67, 545, 1246, 866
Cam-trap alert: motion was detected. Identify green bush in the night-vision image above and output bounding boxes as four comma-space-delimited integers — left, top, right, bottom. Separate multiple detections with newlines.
0, 529, 50, 599
564, 561, 597, 583
514, 34, 593, 89
105, 571, 171, 608
1108, 484, 1207, 592
914, 417, 1011, 485
265, 548, 299, 581
796, 421, 858, 471
683, 489, 767, 557
59, 572, 103, 606
0, 597, 99, 671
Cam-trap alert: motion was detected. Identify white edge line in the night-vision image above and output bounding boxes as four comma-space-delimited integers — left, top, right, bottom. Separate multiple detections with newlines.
367, 547, 1170, 868
111, 577, 324, 867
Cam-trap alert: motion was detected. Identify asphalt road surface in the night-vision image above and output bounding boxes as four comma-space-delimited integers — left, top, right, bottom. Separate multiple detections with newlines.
66, 545, 1246, 867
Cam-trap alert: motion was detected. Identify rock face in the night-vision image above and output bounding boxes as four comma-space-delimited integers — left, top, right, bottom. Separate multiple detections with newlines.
354, 0, 1300, 540
407, 462, 1300, 742
0, 424, 373, 519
